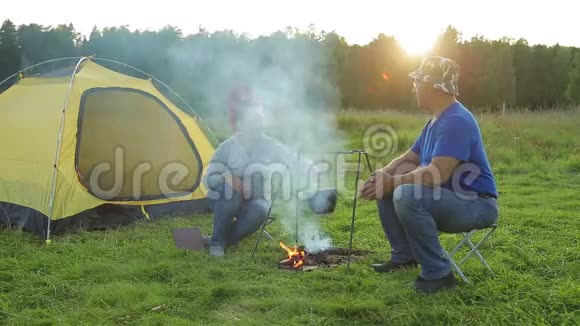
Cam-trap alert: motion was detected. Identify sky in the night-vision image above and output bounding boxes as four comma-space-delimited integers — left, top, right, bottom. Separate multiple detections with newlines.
2, 0, 578, 54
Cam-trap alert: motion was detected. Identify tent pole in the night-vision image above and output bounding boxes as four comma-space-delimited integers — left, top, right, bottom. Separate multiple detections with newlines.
0, 56, 219, 147
0, 56, 219, 148
45, 57, 87, 244
0, 57, 83, 88
91, 58, 219, 147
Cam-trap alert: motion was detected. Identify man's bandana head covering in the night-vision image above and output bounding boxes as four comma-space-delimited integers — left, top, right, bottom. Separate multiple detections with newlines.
409, 56, 460, 96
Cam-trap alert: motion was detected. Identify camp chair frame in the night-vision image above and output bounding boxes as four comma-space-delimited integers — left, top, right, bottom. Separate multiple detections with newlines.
251, 199, 277, 259
442, 223, 498, 283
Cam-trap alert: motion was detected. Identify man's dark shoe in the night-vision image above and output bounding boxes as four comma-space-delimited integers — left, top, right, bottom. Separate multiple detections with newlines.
370, 260, 418, 273
414, 272, 457, 293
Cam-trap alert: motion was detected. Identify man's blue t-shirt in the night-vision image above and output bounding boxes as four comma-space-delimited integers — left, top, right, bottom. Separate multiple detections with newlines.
411, 102, 498, 197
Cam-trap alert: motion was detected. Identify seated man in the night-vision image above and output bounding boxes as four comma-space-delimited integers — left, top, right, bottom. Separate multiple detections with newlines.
202, 91, 310, 257
360, 56, 499, 293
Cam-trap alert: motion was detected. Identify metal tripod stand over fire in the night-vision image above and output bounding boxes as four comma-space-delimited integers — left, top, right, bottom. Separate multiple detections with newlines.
251, 150, 372, 272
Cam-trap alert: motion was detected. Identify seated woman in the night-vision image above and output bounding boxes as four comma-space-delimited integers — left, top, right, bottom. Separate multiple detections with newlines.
202, 92, 310, 256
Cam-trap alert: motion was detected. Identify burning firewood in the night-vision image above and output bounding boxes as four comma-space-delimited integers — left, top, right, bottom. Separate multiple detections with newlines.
279, 241, 306, 270
278, 241, 367, 271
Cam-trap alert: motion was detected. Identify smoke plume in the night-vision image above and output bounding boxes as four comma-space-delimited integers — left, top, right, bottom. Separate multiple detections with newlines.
168, 30, 346, 252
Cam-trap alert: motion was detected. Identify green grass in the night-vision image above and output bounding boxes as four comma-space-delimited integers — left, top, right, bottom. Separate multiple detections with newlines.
1, 110, 580, 325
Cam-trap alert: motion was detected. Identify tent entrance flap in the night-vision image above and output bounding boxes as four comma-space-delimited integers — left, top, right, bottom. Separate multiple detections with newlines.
75, 87, 203, 201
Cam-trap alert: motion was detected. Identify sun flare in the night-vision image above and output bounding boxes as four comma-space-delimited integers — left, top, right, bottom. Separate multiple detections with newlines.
397, 34, 435, 56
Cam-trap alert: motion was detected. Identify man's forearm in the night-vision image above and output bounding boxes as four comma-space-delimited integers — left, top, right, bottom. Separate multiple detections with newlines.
394, 165, 444, 188
382, 155, 418, 176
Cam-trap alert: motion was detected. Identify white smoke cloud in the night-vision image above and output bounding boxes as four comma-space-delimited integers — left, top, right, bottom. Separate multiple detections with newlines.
168, 30, 347, 253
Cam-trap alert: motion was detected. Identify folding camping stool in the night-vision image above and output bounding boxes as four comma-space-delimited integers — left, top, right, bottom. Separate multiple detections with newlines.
442, 223, 498, 283
258, 217, 276, 241
251, 195, 277, 258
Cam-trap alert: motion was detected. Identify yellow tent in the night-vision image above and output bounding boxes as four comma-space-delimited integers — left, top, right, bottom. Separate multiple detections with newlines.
0, 57, 215, 239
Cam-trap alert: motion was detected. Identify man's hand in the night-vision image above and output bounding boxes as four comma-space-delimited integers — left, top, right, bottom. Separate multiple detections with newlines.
359, 171, 395, 200
225, 174, 244, 193
359, 174, 376, 200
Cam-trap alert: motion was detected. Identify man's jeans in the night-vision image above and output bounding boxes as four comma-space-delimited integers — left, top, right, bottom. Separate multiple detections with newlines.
377, 184, 499, 280
207, 183, 270, 248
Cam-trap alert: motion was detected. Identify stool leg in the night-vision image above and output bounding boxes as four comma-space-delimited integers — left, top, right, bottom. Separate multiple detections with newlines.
444, 248, 469, 283
461, 228, 497, 277
458, 227, 497, 266
263, 229, 274, 240
464, 238, 496, 277
450, 230, 476, 257
251, 218, 269, 259
251, 198, 276, 259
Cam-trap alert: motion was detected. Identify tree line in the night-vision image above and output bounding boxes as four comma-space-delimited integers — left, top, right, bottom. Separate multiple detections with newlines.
1, 20, 579, 114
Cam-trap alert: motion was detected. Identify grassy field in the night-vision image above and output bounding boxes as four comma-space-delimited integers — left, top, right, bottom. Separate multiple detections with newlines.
1, 110, 579, 325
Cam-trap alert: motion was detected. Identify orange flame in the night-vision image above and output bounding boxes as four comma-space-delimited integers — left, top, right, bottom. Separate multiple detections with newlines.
279, 241, 305, 269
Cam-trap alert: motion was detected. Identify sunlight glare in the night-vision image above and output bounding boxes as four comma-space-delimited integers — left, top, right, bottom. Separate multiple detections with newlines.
398, 33, 435, 56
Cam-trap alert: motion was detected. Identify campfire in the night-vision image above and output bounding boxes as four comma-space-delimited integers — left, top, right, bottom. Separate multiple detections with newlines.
279, 241, 306, 269
278, 241, 368, 271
